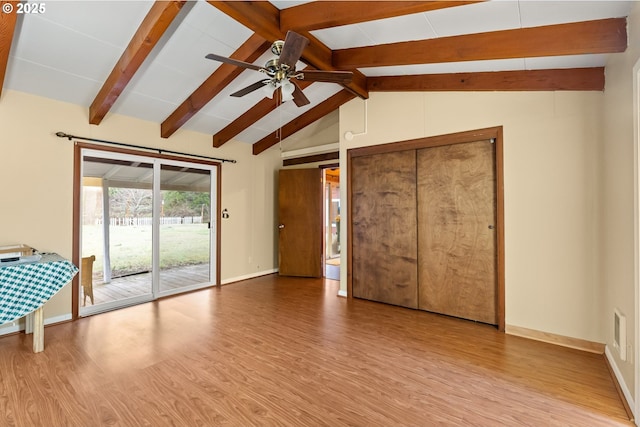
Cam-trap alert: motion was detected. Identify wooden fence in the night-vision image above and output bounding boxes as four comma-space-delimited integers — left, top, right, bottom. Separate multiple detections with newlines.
94, 216, 205, 226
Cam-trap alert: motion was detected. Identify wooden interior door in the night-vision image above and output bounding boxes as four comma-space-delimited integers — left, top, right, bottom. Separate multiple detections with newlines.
278, 168, 322, 277
351, 150, 418, 308
417, 139, 497, 324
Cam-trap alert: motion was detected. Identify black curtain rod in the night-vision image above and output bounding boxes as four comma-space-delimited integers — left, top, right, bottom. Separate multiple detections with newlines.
55, 132, 237, 164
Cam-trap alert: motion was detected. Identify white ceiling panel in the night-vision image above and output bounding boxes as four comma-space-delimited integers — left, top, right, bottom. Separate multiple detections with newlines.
185, 1, 254, 49
425, 1, 522, 37
233, 126, 274, 145
311, 25, 376, 50
181, 111, 233, 136
524, 53, 610, 70
361, 58, 528, 77
11, 15, 123, 81
357, 13, 437, 46
34, 1, 152, 48
254, 111, 298, 134
312, 13, 437, 50
123, 64, 199, 105
519, 1, 633, 27
5, 58, 102, 106
269, 1, 313, 10
152, 23, 234, 82
110, 91, 178, 124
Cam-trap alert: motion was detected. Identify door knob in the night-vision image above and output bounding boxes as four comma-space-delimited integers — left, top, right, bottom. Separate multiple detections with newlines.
278, 224, 285, 229
488, 225, 495, 230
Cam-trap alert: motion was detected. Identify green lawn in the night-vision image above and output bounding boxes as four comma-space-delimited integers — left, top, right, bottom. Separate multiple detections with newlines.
82, 224, 209, 277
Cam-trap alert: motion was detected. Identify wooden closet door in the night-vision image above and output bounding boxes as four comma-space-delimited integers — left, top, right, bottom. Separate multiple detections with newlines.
417, 140, 497, 324
351, 150, 418, 308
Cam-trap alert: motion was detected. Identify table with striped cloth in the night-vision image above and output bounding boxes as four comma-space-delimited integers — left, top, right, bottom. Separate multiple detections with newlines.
0, 253, 78, 352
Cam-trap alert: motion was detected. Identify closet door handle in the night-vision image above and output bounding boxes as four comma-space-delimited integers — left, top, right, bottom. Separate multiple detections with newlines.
488, 225, 495, 230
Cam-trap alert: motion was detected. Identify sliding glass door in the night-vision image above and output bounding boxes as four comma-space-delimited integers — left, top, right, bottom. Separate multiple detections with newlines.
79, 149, 218, 316
157, 161, 215, 296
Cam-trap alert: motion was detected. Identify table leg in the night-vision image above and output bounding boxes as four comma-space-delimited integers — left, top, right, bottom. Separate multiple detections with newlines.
25, 311, 33, 334
32, 307, 44, 353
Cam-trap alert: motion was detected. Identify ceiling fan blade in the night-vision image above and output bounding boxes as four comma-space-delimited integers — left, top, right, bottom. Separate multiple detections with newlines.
230, 80, 267, 97
278, 31, 309, 70
205, 53, 263, 72
296, 70, 353, 84
291, 81, 310, 107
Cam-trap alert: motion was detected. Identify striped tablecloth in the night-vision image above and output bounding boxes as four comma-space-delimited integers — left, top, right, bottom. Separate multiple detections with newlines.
0, 253, 78, 324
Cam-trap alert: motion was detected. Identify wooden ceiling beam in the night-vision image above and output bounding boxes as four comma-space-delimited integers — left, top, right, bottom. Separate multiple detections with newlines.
214, 97, 280, 148
367, 68, 606, 92
89, 1, 186, 125
161, 34, 269, 139
334, 18, 628, 69
252, 90, 356, 155
213, 70, 314, 148
0, 1, 20, 98
208, 0, 369, 99
208, 1, 328, 65
283, 151, 339, 167
281, 1, 482, 31
208, 1, 282, 41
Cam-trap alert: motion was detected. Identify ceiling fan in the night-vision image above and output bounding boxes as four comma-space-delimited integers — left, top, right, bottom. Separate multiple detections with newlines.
205, 31, 353, 107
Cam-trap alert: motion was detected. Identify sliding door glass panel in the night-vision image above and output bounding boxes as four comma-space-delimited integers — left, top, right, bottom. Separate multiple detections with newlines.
158, 163, 213, 295
80, 151, 154, 314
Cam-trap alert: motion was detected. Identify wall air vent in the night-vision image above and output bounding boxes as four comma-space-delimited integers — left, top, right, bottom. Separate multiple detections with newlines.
614, 308, 627, 361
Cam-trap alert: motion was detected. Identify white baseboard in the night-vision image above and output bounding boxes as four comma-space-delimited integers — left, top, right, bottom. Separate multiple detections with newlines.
605, 345, 635, 419
221, 268, 278, 285
45, 313, 72, 326
0, 313, 72, 337
0, 322, 21, 335
337, 289, 347, 297
505, 324, 605, 353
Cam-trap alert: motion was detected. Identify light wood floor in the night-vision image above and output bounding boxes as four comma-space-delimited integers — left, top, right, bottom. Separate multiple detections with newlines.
0, 274, 633, 426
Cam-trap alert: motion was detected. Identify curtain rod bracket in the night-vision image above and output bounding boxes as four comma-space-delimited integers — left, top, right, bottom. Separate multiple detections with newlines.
55, 131, 237, 164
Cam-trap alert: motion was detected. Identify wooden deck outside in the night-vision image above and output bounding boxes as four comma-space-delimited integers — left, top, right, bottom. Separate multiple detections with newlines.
0, 274, 632, 426
89, 263, 210, 305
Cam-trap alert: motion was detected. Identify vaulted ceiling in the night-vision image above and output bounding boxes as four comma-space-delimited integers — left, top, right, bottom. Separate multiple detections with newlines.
0, 1, 633, 155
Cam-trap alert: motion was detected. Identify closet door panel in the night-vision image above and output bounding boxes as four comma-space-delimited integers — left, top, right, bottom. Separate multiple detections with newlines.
351, 150, 418, 308
417, 140, 497, 324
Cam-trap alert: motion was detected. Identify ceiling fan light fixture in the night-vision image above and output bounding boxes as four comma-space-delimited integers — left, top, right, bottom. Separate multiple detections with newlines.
263, 81, 279, 99
281, 80, 295, 102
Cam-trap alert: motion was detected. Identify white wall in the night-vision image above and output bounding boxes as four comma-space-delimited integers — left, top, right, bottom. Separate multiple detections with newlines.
340, 90, 603, 343
0, 89, 281, 329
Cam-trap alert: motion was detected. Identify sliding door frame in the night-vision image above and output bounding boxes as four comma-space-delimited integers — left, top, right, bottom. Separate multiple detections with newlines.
72, 142, 222, 319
